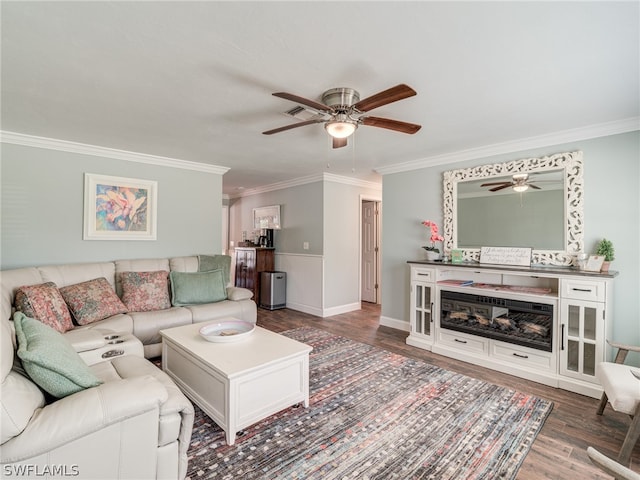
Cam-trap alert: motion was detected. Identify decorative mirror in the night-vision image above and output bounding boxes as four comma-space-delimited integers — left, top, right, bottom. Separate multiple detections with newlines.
443, 151, 583, 266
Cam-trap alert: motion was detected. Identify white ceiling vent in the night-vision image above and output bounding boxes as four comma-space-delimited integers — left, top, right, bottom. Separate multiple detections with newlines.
283, 106, 324, 121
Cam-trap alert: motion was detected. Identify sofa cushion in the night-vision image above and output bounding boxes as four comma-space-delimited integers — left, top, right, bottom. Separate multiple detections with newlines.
129, 308, 192, 345
14, 282, 74, 333
114, 258, 170, 297
14, 312, 102, 398
1, 318, 46, 444
60, 277, 128, 325
39, 262, 117, 290
169, 270, 227, 306
120, 271, 171, 312
0, 267, 43, 323
197, 255, 231, 285
1, 370, 46, 444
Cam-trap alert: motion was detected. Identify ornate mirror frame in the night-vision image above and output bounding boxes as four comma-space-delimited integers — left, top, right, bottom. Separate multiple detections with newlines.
443, 151, 584, 266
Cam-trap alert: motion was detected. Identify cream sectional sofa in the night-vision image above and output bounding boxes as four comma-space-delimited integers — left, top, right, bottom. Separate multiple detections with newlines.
0, 254, 257, 479
0, 255, 257, 359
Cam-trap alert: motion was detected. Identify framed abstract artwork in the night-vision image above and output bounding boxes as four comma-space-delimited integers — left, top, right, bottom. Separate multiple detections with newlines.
83, 173, 157, 240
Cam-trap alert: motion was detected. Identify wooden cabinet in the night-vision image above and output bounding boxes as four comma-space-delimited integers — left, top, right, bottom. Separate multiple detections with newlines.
234, 248, 275, 301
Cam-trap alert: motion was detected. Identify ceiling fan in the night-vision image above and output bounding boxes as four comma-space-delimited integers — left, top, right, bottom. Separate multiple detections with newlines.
262, 84, 421, 148
480, 173, 542, 193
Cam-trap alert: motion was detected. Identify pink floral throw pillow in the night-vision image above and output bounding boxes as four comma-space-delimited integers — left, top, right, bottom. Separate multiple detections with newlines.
14, 282, 74, 333
60, 277, 128, 325
119, 271, 171, 312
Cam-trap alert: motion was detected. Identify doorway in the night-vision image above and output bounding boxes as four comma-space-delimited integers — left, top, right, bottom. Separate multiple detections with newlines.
361, 198, 381, 304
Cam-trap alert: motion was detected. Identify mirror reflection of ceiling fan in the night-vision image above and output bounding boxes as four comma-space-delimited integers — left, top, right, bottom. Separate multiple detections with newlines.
262, 84, 421, 148
480, 173, 542, 193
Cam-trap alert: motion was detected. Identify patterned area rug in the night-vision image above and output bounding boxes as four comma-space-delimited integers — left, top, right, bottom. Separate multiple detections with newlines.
186, 327, 553, 479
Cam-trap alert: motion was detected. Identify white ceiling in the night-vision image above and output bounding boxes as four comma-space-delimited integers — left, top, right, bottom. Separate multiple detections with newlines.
2, 1, 638, 195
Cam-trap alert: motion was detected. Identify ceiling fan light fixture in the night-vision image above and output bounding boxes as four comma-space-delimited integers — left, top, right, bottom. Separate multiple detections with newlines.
325, 119, 357, 139
513, 184, 529, 193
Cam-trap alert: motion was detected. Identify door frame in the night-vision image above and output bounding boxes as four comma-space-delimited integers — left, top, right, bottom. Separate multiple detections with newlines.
359, 194, 382, 304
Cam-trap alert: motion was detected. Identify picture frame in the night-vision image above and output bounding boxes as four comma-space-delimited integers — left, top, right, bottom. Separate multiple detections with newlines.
584, 255, 605, 272
84, 173, 157, 240
253, 205, 281, 230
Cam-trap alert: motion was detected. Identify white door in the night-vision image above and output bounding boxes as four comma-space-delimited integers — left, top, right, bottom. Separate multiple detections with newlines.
361, 200, 378, 303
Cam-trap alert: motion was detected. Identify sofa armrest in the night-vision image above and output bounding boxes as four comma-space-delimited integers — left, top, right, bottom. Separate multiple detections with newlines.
1, 376, 168, 463
226, 286, 254, 301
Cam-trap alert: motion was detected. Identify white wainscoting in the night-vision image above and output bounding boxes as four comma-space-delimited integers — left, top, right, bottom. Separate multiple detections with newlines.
275, 253, 324, 317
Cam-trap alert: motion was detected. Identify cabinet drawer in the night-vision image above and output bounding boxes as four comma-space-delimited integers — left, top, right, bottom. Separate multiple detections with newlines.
491, 342, 555, 371
438, 330, 488, 355
411, 267, 434, 282
561, 280, 605, 302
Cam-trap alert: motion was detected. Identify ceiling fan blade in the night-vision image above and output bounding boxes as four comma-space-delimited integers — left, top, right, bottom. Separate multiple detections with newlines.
262, 119, 324, 135
353, 84, 417, 112
481, 181, 511, 187
333, 137, 348, 149
489, 184, 512, 192
529, 184, 542, 190
361, 116, 421, 134
272, 92, 334, 113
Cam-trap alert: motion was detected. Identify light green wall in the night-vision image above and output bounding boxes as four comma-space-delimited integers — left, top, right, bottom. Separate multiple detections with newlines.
382, 131, 640, 350
228, 182, 323, 255
1, 143, 223, 269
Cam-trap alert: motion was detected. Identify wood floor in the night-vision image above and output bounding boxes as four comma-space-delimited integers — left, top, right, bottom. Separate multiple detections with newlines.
257, 303, 639, 480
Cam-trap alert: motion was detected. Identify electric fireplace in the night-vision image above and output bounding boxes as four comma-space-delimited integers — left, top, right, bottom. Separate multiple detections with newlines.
440, 290, 553, 352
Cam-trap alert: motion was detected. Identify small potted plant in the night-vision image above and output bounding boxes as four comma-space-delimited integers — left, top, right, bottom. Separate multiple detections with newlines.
595, 238, 615, 272
421, 220, 444, 261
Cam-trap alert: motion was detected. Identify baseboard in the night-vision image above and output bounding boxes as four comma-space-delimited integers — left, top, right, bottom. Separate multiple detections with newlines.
321, 302, 361, 318
285, 302, 323, 317
379, 316, 410, 332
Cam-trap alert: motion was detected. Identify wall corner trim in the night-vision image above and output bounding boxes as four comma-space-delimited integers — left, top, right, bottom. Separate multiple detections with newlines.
0, 131, 230, 175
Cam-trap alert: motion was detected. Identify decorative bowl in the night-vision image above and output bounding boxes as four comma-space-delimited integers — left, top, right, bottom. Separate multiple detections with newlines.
199, 320, 255, 343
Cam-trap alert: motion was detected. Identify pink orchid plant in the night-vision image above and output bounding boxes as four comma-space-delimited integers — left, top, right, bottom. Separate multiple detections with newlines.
421, 220, 444, 253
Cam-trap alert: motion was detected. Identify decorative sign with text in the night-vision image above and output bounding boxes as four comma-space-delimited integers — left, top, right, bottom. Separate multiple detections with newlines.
479, 246, 532, 267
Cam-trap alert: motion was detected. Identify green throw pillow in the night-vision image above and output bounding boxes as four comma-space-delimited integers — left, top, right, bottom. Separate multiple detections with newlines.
170, 269, 228, 306
13, 312, 102, 398
197, 254, 231, 285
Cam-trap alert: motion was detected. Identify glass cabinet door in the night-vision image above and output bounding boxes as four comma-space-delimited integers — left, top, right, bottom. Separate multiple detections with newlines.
561, 300, 603, 380
412, 283, 433, 337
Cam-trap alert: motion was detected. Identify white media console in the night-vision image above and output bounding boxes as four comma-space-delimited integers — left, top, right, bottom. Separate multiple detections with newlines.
407, 260, 617, 398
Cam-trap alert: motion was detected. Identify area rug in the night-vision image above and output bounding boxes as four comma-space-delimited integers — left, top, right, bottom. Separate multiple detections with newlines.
185, 327, 553, 479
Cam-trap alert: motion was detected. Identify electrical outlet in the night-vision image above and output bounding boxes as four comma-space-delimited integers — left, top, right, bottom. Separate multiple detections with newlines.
303, 242, 309, 250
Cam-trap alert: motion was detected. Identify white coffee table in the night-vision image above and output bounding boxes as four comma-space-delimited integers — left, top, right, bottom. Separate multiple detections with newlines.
160, 321, 312, 445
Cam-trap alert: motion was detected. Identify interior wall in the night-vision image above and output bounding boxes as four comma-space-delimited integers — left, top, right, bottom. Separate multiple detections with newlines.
1, 143, 223, 269
228, 182, 323, 255
381, 131, 640, 352
323, 181, 381, 313
228, 177, 382, 316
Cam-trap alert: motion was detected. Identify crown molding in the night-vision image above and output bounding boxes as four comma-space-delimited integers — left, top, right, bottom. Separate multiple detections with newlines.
322, 173, 382, 190
0, 131, 229, 175
375, 117, 640, 175
230, 172, 381, 198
